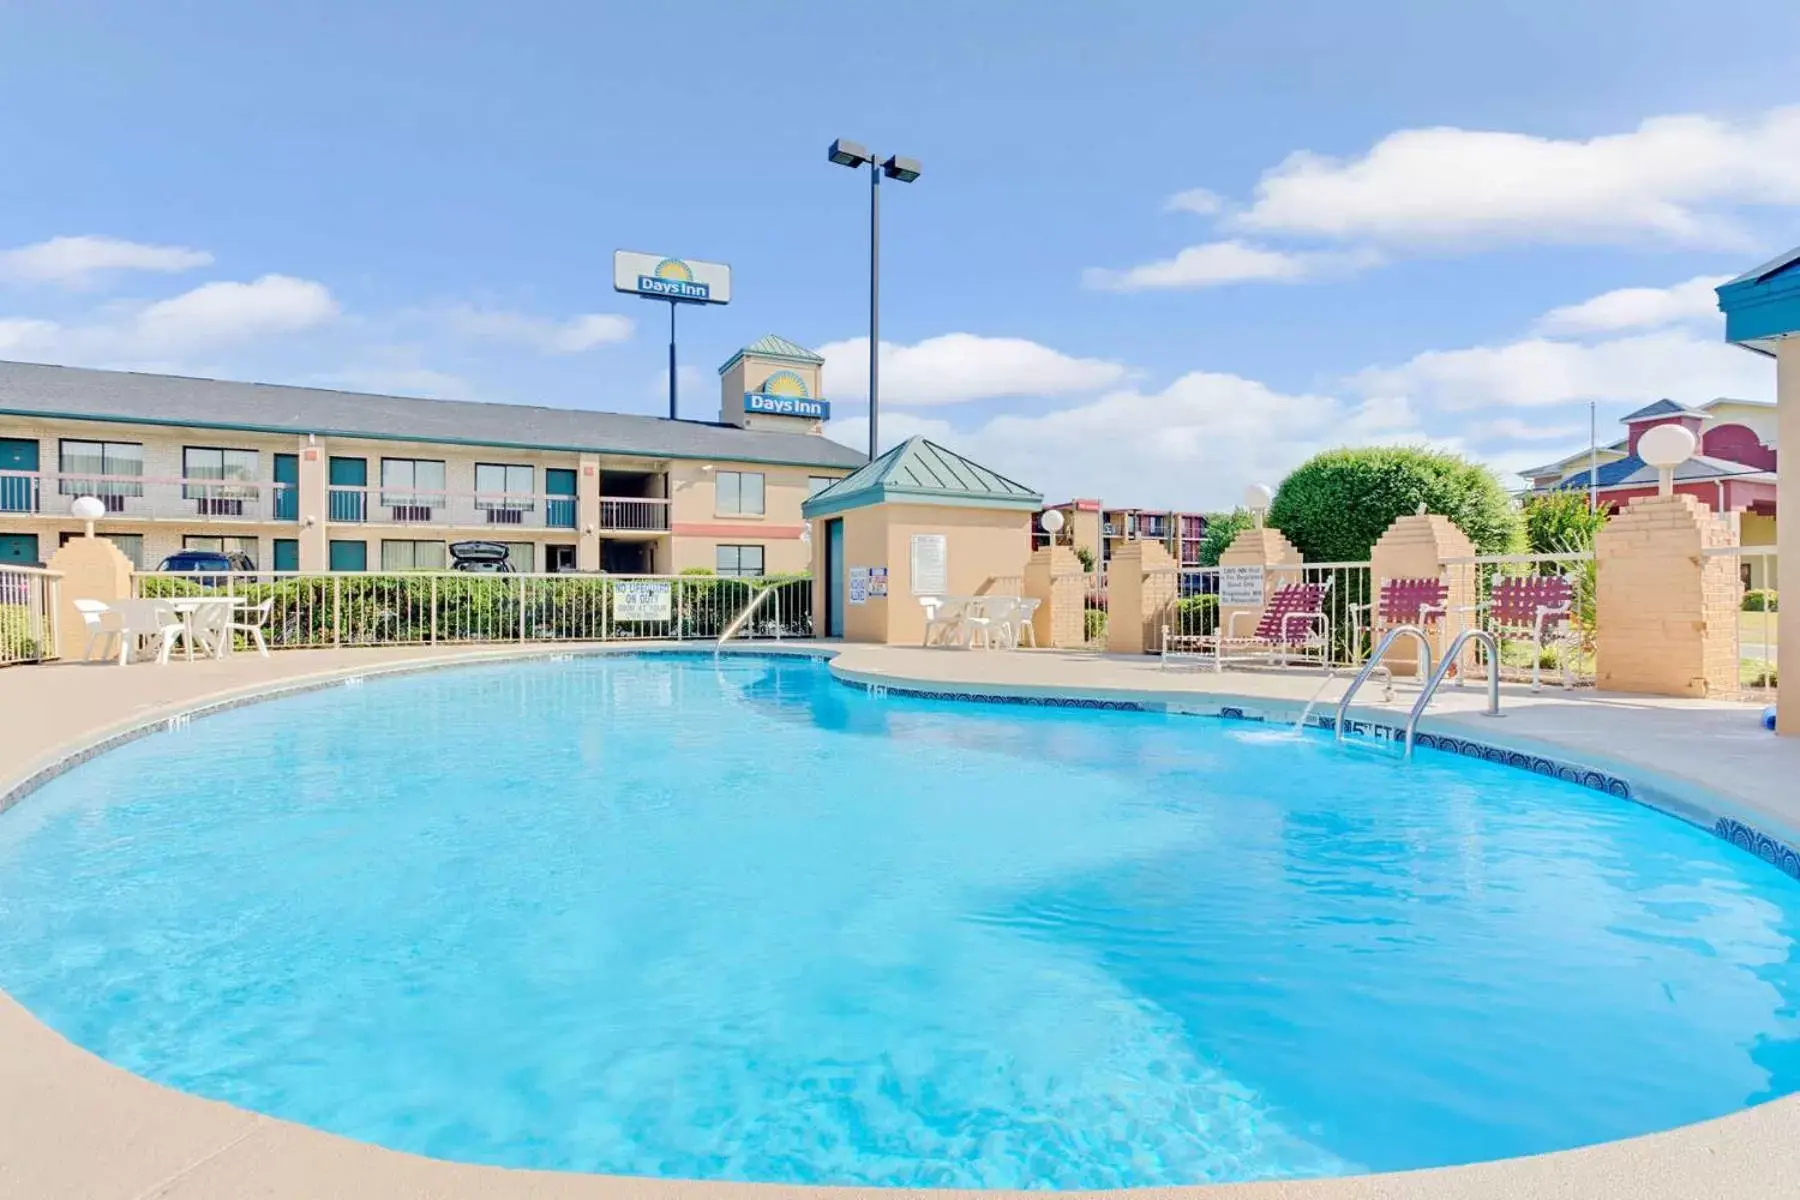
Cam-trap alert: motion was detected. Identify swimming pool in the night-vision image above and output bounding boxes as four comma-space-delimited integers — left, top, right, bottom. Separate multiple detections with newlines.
0, 653, 1796, 1190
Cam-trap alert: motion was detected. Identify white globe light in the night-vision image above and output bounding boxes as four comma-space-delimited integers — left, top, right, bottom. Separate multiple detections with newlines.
1040, 508, 1066, 535
1242, 483, 1273, 511
1637, 423, 1697, 469
70, 495, 106, 520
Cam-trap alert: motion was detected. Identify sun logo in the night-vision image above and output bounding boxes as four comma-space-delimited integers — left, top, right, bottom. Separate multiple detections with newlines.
652, 258, 695, 283
761, 370, 810, 399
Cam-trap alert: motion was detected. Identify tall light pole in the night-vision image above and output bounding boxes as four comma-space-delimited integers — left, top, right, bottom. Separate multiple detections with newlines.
828, 139, 921, 462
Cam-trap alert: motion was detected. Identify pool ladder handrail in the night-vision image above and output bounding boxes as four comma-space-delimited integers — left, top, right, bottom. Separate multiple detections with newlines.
1334, 624, 1432, 742
716, 584, 777, 647
1402, 628, 1501, 758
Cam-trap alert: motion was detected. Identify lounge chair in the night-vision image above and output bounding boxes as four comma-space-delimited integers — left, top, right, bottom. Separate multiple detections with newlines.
1166, 580, 1332, 672
1481, 575, 1579, 692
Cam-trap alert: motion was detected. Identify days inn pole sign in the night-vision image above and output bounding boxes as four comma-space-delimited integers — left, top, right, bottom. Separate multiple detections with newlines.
613, 250, 732, 421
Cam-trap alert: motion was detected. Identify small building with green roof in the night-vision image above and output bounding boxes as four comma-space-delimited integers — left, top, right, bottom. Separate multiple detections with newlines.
801, 436, 1043, 642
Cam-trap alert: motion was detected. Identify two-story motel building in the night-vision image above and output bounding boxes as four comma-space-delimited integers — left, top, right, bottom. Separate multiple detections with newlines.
0, 334, 863, 577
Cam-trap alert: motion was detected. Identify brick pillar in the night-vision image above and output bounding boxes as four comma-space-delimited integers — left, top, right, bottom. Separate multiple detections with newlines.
1023, 545, 1086, 648
1105, 540, 1178, 655
45, 535, 134, 661
1368, 513, 1476, 676
577, 455, 602, 571
1779, 338, 1800, 733
295, 438, 330, 571
1594, 493, 1740, 697
1217, 525, 1303, 642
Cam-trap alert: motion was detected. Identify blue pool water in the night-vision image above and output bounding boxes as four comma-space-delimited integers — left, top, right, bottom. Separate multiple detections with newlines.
1, 654, 1798, 1189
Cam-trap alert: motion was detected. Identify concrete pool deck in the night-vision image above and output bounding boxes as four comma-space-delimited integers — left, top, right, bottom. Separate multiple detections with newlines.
1, 642, 1797, 1200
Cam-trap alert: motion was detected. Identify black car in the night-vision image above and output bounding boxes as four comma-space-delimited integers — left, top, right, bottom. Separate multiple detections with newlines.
156, 550, 255, 587
449, 541, 515, 573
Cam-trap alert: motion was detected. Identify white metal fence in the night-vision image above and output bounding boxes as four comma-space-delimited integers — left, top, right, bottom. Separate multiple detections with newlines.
131, 572, 812, 650
0, 565, 61, 666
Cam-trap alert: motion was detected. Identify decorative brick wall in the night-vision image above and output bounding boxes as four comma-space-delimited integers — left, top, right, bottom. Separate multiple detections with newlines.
1217, 526, 1303, 644
1105, 540, 1178, 655
1022, 545, 1086, 649
45, 535, 134, 662
1594, 494, 1741, 698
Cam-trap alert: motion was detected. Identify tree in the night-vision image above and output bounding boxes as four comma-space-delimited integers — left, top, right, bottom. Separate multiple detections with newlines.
1267, 447, 1522, 563
1198, 509, 1254, 567
1522, 490, 1609, 555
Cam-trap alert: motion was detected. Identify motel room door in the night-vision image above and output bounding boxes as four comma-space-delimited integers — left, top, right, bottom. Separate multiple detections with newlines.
0, 438, 38, 513
824, 518, 845, 638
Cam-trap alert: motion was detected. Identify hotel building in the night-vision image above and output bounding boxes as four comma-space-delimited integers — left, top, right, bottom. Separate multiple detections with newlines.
0, 334, 862, 576
1034, 499, 1209, 567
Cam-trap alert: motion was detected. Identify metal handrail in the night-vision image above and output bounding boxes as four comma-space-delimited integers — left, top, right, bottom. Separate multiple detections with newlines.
1404, 629, 1500, 758
1335, 624, 1431, 741
716, 584, 777, 646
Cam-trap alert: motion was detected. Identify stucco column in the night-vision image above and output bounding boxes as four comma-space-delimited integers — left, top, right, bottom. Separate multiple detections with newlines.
1368, 513, 1476, 677
1594, 494, 1740, 698
1105, 539, 1178, 655
1023, 545, 1085, 648
1217, 525, 1303, 643
577, 455, 601, 572
296, 438, 329, 571
1780, 338, 1799, 733
45, 535, 133, 661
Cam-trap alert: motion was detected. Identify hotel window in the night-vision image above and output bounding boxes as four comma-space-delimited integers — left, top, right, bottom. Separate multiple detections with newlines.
715, 470, 764, 516
380, 539, 447, 572
808, 476, 837, 497
476, 463, 534, 526
182, 447, 260, 513
379, 458, 446, 514
715, 544, 765, 577
58, 439, 144, 506
183, 535, 259, 568
499, 542, 535, 572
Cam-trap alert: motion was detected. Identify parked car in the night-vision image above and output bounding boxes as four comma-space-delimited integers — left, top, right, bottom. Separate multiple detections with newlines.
155, 550, 255, 588
449, 541, 515, 574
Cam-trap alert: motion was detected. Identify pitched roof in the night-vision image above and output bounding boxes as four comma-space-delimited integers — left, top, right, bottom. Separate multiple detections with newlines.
802, 436, 1042, 518
716, 334, 825, 375
1725, 243, 1800, 286
1519, 440, 1628, 478
0, 358, 866, 470
1619, 398, 1701, 422
1550, 452, 1775, 492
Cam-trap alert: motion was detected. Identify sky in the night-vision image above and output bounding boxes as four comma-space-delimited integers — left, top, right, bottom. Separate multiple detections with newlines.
2, 0, 1798, 509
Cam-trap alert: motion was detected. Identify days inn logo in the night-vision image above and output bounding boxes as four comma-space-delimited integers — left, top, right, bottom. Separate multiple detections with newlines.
746, 369, 829, 419
636, 257, 711, 302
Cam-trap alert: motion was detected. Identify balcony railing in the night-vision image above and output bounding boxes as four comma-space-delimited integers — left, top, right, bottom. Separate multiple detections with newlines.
0, 471, 295, 523
325, 487, 667, 532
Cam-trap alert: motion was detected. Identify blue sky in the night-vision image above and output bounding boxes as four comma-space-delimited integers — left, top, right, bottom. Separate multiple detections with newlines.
2, 0, 1798, 507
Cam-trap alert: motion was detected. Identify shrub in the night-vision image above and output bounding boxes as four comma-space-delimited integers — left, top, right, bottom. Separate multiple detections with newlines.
1744, 589, 1779, 613
1084, 608, 1108, 643
1269, 447, 1523, 563
1198, 509, 1254, 567
1523, 491, 1609, 556
1172, 594, 1219, 635
0, 605, 42, 661
1072, 545, 1096, 573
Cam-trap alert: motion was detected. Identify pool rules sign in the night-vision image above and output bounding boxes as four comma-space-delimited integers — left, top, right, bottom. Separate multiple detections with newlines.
1219, 566, 1265, 606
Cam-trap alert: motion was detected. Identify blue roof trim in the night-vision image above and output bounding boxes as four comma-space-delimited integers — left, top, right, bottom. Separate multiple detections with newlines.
1550, 452, 1774, 491
1718, 243, 1800, 346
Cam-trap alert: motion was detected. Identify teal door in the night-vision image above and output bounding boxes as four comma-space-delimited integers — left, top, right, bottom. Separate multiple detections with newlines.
545, 468, 576, 529
825, 518, 845, 638
328, 456, 366, 522
0, 533, 40, 564
273, 538, 299, 571
273, 453, 299, 521
0, 437, 37, 513
328, 540, 367, 571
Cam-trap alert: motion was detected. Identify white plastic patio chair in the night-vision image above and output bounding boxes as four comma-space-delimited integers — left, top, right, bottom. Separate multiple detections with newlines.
108, 599, 189, 666
1011, 597, 1040, 648
960, 600, 999, 650
921, 596, 962, 647
72, 599, 121, 662
231, 597, 274, 658
184, 599, 234, 659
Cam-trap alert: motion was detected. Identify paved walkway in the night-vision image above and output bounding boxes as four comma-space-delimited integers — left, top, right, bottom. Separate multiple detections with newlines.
1, 644, 1797, 1200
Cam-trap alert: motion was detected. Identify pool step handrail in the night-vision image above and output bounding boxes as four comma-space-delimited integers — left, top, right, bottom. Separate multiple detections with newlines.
1403, 629, 1501, 758
717, 585, 777, 647
1335, 625, 1431, 742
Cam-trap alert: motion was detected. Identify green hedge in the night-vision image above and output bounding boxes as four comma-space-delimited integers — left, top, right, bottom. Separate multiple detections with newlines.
0, 605, 43, 662
1744, 589, 1779, 613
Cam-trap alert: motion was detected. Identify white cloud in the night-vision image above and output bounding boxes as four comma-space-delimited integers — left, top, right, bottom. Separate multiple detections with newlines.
0, 235, 213, 287
0, 274, 338, 361
1351, 328, 1771, 411
816, 333, 1127, 406
1083, 240, 1378, 291
834, 371, 1431, 510
1230, 108, 1800, 248
1463, 417, 1588, 443
444, 307, 634, 354
1534, 274, 1731, 335
1165, 187, 1225, 215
